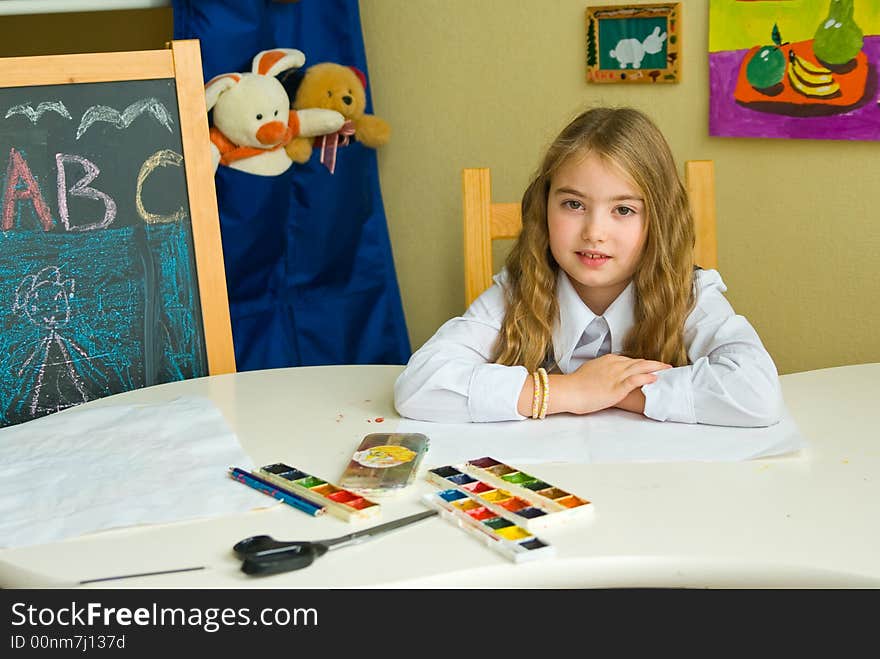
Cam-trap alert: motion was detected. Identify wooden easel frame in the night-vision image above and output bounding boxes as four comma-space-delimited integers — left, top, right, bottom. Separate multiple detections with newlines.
0, 40, 236, 375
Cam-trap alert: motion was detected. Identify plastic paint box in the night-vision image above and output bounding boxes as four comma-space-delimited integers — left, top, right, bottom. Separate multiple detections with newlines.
257, 463, 381, 522
338, 433, 429, 496
422, 489, 555, 563
426, 457, 593, 532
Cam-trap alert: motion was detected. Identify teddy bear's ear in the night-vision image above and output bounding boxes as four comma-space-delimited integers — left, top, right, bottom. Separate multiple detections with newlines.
348, 66, 367, 91
251, 48, 306, 78
204, 73, 241, 111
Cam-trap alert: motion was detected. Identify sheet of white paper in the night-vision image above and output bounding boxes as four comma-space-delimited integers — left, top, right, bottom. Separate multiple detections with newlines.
397, 406, 807, 467
0, 396, 273, 549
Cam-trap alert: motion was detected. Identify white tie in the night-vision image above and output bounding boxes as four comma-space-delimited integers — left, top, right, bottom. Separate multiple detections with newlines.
569, 316, 611, 370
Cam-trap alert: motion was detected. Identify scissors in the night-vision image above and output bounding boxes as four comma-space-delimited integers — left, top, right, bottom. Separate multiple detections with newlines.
233, 509, 438, 576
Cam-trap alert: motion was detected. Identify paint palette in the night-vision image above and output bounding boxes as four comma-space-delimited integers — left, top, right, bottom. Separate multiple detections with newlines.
422, 489, 555, 563
257, 463, 381, 522
426, 457, 593, 531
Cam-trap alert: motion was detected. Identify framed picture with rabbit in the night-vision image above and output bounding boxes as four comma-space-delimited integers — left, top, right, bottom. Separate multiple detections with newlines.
586, 3, 681, 83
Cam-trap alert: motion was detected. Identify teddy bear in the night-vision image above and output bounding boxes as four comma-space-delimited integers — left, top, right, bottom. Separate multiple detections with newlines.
284, 62, 390, 171
205, 48, 345, 176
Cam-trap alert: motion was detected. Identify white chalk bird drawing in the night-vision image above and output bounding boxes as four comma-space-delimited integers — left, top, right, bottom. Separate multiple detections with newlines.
5, 101, 72, 123
76, 97, 174, 139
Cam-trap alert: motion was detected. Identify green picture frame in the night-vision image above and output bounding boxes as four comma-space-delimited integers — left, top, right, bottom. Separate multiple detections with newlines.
586, 3, 681, 83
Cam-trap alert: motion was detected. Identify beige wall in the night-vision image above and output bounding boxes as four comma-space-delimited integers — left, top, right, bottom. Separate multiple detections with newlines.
3, 4, 876, 375
0, 9, 173, 57
361, 0, 880, 375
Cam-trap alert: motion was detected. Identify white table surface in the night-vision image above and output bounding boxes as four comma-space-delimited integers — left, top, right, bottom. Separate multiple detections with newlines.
1, 363, 878, 588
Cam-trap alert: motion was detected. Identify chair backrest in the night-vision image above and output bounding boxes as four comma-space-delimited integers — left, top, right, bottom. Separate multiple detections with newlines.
462, 160, 717, 307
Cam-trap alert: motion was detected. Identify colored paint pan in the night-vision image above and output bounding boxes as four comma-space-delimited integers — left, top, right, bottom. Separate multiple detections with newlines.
430, 466, 462, 478
466, 506, 497, 521
478, 489, 513, 503
467, 457, 501, 468
500, 471, 537, 485
461, 481, 493, 494
423, 490, 555, 563
258, 463, 381, 523
453, 498, 482, 512
497, 497, 530, 513
486, 464, 516, 477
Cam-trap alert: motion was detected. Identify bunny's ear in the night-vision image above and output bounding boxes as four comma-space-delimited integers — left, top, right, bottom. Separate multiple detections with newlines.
652, 26, 660, 36
204, 73, 241, 111
251, 48, 306, 77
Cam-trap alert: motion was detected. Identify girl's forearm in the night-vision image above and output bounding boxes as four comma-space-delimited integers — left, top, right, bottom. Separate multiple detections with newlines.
614, 387, 646, 414
517, 373, 576, 417
520, 372, 646, 417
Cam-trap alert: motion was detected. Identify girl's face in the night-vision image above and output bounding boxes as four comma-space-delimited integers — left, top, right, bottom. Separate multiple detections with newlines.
547, 152, 647, 315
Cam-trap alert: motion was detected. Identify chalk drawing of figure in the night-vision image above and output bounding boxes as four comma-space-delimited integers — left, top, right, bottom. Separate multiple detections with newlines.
5, 266, 114, 422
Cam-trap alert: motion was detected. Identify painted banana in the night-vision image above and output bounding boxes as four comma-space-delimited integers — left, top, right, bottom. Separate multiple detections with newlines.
788, 71, 841, 98
787, 51, 840, 98
792, 54, 833, 76
789, 53, 834, 85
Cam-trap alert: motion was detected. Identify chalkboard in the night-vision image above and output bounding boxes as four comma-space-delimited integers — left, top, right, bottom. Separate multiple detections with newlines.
0, 41, 235, 428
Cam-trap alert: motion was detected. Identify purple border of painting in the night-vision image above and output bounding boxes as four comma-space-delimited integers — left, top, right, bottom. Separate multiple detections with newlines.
709, 35, 880, 142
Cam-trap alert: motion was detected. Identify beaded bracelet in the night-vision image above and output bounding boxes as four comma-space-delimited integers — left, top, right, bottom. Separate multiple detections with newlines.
531, 371, 542, 419
537, 367, 550, 419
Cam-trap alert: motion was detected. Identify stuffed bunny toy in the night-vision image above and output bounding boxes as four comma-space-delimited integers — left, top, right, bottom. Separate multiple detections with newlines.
205, 49, 344, 176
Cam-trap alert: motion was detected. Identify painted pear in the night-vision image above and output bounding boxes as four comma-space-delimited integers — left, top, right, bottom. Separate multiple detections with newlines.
813, 0, 863, 66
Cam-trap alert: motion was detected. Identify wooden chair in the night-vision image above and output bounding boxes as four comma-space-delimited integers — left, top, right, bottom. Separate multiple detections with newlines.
462, 160, 717, 307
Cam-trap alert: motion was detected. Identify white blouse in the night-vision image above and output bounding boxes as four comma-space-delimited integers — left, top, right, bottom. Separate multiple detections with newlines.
394, 269, 783, 427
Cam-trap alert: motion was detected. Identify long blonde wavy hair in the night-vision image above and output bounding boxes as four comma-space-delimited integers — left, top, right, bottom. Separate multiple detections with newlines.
494, 107, 696, 371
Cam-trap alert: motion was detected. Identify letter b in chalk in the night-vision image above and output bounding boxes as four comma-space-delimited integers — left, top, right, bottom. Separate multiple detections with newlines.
56, 153, 117, 232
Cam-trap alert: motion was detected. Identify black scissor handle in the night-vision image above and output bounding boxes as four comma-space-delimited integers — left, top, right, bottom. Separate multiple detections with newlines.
234, 535, 302, 558
233, 535, 329, 576
240, 547, 314, 575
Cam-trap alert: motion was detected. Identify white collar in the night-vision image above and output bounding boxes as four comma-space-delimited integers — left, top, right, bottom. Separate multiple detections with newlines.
552, 271, 636, 371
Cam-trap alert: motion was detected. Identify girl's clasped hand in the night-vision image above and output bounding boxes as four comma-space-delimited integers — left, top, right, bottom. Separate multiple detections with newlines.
555, 355, 672, 416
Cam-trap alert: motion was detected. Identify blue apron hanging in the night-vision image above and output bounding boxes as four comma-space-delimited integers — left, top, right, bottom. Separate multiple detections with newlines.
173, 0, 411, 370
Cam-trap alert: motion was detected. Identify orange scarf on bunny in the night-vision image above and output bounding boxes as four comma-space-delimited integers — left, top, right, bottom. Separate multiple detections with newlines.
210, 110, 301, 165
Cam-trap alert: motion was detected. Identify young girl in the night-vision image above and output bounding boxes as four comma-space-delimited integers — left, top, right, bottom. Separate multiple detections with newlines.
395, 107, 782, 427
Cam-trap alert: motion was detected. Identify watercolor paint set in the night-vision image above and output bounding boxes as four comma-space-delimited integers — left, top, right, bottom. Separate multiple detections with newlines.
422, 489, 555, 563
257, 463, 382, 522
425, 457, 593, 532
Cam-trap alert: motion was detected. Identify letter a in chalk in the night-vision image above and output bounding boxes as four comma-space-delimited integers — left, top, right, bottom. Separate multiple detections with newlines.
55, 153, 117, 231
2, 148, 53, 231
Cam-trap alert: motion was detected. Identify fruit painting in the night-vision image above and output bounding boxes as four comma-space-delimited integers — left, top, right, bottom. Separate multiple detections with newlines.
709, 0, 880, 140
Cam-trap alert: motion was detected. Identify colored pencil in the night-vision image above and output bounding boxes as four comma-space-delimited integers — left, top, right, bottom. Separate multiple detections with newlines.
229, 467, 326, 517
